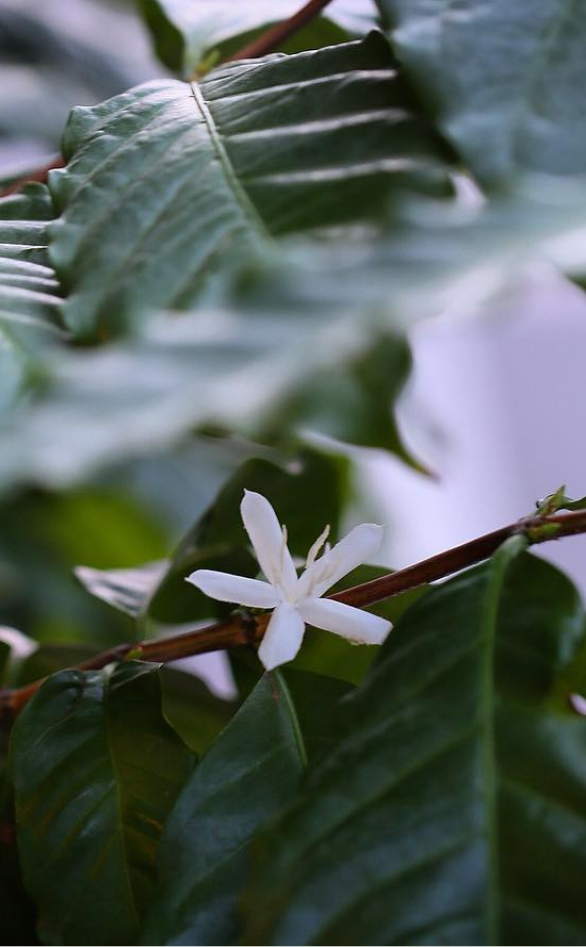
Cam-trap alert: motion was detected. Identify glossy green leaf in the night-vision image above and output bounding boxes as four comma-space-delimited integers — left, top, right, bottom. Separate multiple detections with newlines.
138, 0, 380, 75
378, 0, 586, 187
142, 670, 343, 945
245, 544, 586, 945
47, 32, 452, 338
12, 661, 194, 945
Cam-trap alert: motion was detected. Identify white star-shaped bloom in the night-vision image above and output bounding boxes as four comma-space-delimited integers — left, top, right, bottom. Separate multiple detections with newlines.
187, 490, 391, 671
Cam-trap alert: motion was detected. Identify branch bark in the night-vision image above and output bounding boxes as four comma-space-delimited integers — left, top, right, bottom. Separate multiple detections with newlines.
225, 0, 336, 63
2, 506, 585, 722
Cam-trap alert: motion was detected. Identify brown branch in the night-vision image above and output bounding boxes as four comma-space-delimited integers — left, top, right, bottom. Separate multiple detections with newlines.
225, 0, 336, 63
1, 506, 586, 723
1, 155, 65, 198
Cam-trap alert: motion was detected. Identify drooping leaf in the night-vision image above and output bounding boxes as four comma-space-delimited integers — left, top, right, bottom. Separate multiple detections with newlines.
11, 661, 194, 946
378, 0, 586, 187
244, 544, 586, 945
138, 0, 381, 76
47, 32, 453, 338
142, 670, 342, 946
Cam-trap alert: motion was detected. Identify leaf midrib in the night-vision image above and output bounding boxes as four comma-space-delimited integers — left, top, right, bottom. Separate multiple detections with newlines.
189, 80, 271, 241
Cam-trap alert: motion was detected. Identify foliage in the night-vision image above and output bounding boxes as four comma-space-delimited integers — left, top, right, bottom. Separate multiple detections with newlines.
1, 0, 586, 943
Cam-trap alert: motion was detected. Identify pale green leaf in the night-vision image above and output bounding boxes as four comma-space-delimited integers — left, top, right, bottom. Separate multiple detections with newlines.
378, 0, 586, 187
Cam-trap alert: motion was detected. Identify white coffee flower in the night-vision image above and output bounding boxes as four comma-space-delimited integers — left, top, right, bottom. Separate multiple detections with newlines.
187, 490, 391, 671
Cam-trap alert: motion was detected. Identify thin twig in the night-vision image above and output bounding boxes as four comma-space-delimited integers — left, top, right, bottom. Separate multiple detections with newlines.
2, 507, 586, 722
225, 0, 336, 63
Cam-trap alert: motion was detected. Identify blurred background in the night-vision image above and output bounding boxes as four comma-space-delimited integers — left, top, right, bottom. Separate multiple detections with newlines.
2, 0, 585, 692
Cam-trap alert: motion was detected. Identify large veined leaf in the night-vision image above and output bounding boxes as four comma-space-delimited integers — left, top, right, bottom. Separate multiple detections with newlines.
47, 32, 453, 337
0, 185, 63, 412
142, 670, 347, 946
138, 0, 381, 75
378, 0, 586, 187
11, 661, 194, 946
4, 176, 586, 492
244, 544, 586, 945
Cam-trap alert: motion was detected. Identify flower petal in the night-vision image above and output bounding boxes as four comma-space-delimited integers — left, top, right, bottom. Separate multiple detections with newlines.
240, 490, 298, 597
186, 570, 279, 608
298, 523, 384, 598
298, 597, 391, 645
258, 602, 305, 671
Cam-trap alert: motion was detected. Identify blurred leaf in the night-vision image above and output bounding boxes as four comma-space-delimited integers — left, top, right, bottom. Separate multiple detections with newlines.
12, 661, 194, 946
75, 560, 167, 618
74, 451, 347, 626
138, 0, 381, 75
47, 32, 453, 338
4, 176, 586, 492
150, 451, 347, 624
0, 0, 161, 162
143, 670, 337, 945
0, 185, 63, 413
244, 543, 586, 944
159, 665, 237, 755
15, 642, 97, 685
0, 487, 168, 646
378, 0, 586, 187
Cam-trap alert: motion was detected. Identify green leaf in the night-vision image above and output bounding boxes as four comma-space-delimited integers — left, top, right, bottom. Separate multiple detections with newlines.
378, 0, 586, 187
159, 666, 237, 756
11, 661, 194, 945
5, 178, 586, 492
244, 543, 586, 945
290, 564, 429, 684
0, 185, 64, 413
138, 0, 381, 76
142, 671, 332, 946
0, 487, 168, 647
75, 451, 347, 626
47, 32, 453, 338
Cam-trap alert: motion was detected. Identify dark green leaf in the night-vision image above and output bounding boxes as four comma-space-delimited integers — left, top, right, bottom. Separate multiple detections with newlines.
150, 451, 347, 624
138, 0, 380, 75
142, 672, 307, 946
290, 564, 428, 684
47, 33, 452, 338
72, 450, 346, 626
378, 0, 586, 186
245, 543, 586, 945
159, 666, 237, 756
12, 661, 194, 945
146, 668, 350, 945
